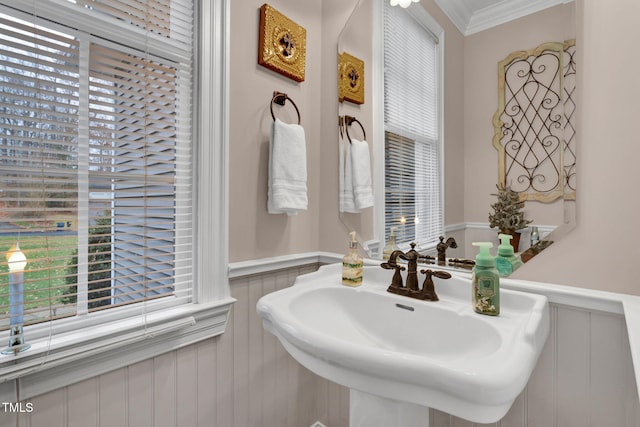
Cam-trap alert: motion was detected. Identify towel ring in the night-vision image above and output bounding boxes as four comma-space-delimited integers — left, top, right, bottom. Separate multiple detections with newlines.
344, 115, 366, 143
270, 91, 301, 125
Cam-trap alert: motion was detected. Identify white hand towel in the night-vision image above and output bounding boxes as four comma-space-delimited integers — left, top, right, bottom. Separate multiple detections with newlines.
339, 139, 359, 213
268, 118, 308, 215
350, 138, 374, 210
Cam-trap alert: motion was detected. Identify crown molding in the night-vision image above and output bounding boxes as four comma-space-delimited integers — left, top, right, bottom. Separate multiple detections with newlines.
434, 0, 574, 36
432, 0, 472, 35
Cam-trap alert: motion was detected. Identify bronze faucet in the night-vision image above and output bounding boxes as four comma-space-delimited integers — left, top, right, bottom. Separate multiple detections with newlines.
436, 236, 458, 265
381, 243, 451, 301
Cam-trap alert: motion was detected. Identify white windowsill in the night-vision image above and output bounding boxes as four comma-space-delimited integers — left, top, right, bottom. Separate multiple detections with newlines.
0, 298, 234, 401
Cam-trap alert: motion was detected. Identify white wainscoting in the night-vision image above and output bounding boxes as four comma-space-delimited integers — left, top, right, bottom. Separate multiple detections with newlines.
1, 258, 638, 427
431, 303, 640, 427
0, 262, 350, 427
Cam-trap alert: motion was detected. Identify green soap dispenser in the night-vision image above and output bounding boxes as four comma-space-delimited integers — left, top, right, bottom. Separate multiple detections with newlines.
495, 233, 523, 277
342, 231, 363, 287
471, 242, 500, 316
382, 227, 399, 261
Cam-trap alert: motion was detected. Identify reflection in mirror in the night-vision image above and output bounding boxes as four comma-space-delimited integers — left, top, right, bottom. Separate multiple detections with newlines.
493, 38, 577, 265
337, 0, 577, 276
378, 1, 445, 255
337, 0, 375, 255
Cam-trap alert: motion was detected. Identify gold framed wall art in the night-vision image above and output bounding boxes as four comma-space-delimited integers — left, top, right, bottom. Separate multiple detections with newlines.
338, 52, 365, 104
258, 4, 306, 82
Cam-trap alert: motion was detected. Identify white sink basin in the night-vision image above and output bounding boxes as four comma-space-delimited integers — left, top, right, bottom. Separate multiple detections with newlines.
257, 263, 549, 424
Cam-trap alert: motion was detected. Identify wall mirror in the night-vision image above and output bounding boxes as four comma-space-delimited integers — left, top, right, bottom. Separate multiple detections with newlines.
337, 0, 375, 254
337, 0, 577, 275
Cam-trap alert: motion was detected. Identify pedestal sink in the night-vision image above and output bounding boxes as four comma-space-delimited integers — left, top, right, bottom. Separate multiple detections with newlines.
257, 263, 549, 426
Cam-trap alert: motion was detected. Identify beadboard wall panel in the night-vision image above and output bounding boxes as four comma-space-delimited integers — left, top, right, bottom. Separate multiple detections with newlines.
2, 265, 639, 427
1, 264, 323, 427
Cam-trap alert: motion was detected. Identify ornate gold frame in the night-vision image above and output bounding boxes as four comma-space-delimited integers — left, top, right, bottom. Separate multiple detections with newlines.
258, 4, 306, 82
338, 52, 365, 105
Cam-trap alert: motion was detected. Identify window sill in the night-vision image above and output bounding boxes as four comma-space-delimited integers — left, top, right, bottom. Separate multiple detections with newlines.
0, 298, 235, 400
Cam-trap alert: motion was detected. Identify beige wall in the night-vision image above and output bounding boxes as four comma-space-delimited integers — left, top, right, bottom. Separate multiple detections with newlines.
228, 0, 324, 262
229, 0, 640, 295
463, 4, 575, 228
513, 0, 640, 294
228, 0, 466, 260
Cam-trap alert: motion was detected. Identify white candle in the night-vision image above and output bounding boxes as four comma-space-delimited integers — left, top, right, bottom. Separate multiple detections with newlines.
7, 244, 27, 328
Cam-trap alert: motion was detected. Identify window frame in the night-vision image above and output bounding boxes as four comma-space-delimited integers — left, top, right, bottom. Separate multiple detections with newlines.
0, 0, 232, 400
372, 1, 446, 255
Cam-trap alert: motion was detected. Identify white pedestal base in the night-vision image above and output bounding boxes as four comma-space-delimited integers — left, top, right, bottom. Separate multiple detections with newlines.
349, 390, 430, 427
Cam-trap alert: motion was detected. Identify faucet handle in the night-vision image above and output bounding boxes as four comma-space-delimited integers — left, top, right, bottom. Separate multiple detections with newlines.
381, 261, 406, 292
419, 269, 452, 278
418, 269, 452, 301
418, 254, 435, 264
431, 270, 452, 280
381, 262, 403, 271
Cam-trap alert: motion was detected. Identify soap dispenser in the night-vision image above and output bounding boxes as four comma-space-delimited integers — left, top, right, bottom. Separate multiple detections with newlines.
471, 242, 500, 316
342, 231, 363, 287
382, 227, 399, 261
495, 233, 523, 277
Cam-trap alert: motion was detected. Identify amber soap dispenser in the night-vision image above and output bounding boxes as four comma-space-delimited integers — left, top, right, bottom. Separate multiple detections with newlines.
342, 231, 363, 286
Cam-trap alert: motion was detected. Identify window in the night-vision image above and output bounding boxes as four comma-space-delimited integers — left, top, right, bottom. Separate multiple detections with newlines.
0, 8, 189, 326
380, 2, 444, 250
0, 0, 231, 398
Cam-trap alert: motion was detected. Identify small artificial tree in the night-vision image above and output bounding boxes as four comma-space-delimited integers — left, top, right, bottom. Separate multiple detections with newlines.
488, 183, 532, 235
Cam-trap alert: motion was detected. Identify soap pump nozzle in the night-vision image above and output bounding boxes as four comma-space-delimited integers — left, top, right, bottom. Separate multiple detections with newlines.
497, 233, 515, 256
349, 231, 358, 249
472, 242, 494, 267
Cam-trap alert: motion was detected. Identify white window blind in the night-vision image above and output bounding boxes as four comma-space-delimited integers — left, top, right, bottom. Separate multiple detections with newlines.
383, 1, 443, 247
0, 0, 193, 329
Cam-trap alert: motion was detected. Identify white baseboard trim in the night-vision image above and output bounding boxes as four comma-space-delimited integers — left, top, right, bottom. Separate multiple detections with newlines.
445, 222, 466, 232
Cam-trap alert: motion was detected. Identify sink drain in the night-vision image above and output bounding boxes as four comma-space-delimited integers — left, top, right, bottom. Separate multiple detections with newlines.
395, 303, 415, 311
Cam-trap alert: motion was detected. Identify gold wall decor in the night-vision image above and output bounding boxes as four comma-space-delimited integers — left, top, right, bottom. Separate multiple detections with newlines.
338, 52, 365, 104
492, 39, 576, 203
258, 4, 306, 82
